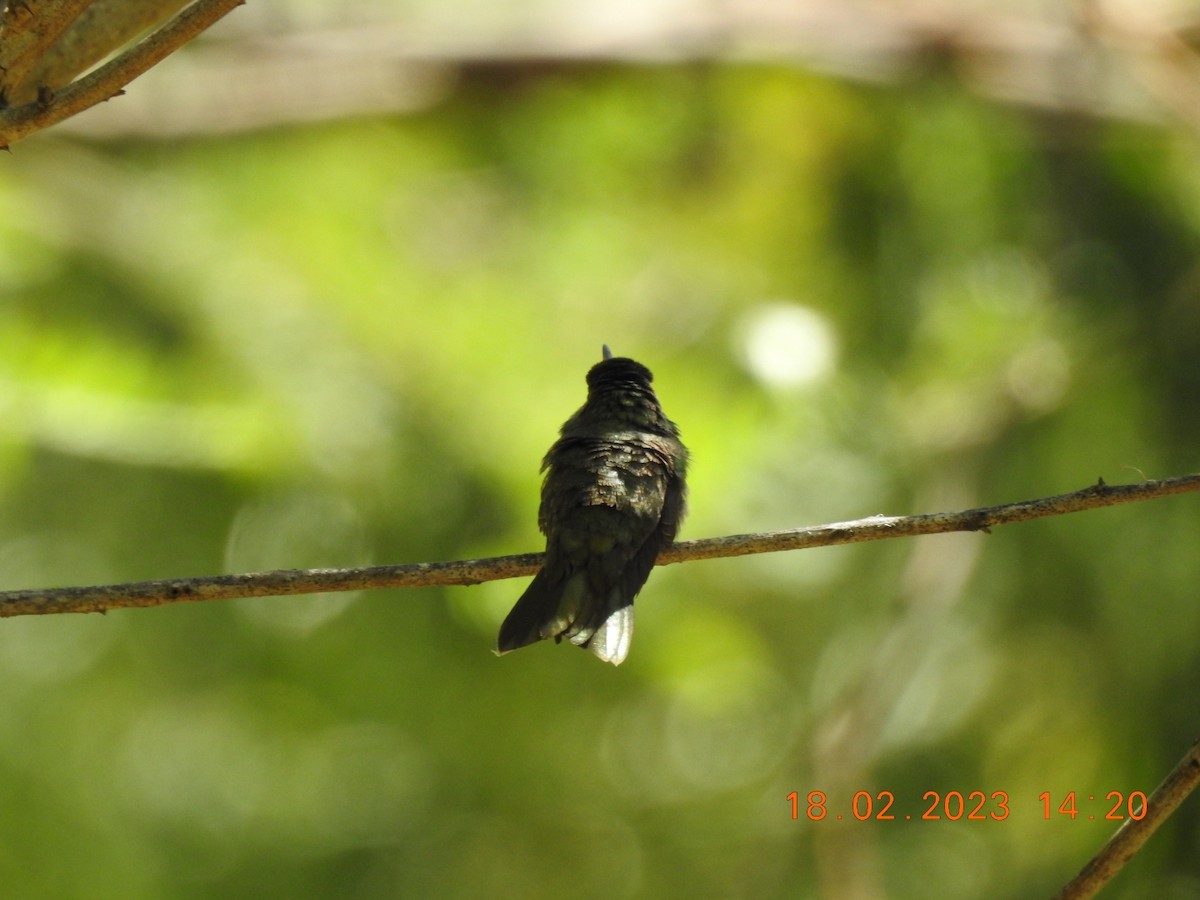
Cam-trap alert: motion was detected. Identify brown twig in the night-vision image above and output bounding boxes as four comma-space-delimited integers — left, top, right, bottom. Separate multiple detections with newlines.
0, 473, 1196, 618
0, 0, 243, 147
1053, 736, 1200, 899
1, 474, 1198, 892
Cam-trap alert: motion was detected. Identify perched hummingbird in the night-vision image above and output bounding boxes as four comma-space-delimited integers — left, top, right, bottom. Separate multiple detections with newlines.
497, 346, 688, 665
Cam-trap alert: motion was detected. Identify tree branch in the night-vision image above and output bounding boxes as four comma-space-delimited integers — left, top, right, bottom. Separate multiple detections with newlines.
1054, 736, 1200, 900
0, 0, 243, 148
0, 473, 1196, 618
3, 472, 1198, 893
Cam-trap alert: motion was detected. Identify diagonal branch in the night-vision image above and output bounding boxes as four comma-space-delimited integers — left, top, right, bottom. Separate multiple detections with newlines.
0, 472, 1197, 618
0, 0, 243, 148
1054, 736, 1200, 900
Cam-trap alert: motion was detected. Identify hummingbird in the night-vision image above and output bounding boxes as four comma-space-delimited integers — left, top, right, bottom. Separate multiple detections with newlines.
497, 346, 688, 665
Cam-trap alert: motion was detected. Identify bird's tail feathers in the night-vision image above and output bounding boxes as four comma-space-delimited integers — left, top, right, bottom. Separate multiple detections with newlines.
496, 570, 634, 665
577, 600, 633, 665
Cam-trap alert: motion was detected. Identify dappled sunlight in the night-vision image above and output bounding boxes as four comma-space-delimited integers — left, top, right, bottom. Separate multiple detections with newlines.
736, 301, 839, 389
225, 490, 369, 635
0, 378, 282, 471
601, 613, 799, 801
117, 693, 431, 855
0, 607, 117, 683
0, 34, 1195, 898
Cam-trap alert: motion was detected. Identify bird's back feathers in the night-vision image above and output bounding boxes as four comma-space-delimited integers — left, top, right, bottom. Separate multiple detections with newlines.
496, 354, 687, 665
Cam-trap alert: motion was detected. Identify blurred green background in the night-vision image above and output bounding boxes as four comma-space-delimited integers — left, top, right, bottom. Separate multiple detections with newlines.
2, 3, 1200, 898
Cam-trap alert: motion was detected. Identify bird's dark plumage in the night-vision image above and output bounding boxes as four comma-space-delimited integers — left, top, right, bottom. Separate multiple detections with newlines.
496, 350, 688, 665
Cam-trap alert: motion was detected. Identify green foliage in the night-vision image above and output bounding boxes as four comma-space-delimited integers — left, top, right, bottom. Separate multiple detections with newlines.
0, 65, 1198, 897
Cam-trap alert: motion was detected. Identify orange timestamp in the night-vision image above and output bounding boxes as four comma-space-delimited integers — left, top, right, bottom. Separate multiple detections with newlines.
786, 790, 1148, 822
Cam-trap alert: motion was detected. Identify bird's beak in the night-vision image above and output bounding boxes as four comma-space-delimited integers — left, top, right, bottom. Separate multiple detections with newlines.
602, 344, 613, 360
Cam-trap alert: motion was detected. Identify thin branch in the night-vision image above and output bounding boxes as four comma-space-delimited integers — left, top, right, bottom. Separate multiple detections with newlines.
1054, 736, 1200, 900
0, 473, 1197, 618
0, 0, 243, 148
656, 473, 1200, 563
